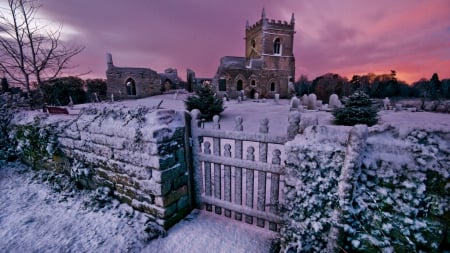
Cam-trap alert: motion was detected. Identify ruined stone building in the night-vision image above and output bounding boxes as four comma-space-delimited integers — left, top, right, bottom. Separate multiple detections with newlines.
106, 53, 180, 100
213, 9, 296, 99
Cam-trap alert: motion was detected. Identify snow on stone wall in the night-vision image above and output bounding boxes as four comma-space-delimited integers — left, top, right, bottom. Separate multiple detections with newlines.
282, 124, 450, 252
13, 105, 191, 230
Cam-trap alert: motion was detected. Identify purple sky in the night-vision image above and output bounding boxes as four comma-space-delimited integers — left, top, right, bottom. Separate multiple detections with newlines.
39, 0, 450, 83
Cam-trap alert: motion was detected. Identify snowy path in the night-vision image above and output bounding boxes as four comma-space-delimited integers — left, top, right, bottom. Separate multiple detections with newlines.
0, 162, 276, 253
145, 210, 277, 253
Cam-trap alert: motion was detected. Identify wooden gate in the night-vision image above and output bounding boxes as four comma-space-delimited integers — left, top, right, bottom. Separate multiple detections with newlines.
188, 109, 287, 231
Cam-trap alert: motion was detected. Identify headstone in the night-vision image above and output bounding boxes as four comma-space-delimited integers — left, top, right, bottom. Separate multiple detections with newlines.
329, 94, 339, 109
237, 96, 242, 103
254, 92, 259, 101
289, 96, 300, 111
383, 97, 390, 110
111, 94, 114, 103
174, 90, 179, 100
94, 92, 100, 103
274, 93, 280, 104
316, 100, 323, 110
395, 103, 402, 111
301, 94, 308, 106
307, 94, 317, 110
287, 111, 301, 140
68, 96, 74, 108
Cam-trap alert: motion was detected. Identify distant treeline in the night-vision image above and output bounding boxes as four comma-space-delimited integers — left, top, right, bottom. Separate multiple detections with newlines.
1, 76, 107, 106
294, 71, 449, 103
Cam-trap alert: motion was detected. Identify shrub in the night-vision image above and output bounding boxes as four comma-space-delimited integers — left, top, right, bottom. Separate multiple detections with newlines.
185, 84, 224, 120
0, 94, 18, 161
333, 90, 378, 126
86, 79, 107, 102
42, 76, 86, 105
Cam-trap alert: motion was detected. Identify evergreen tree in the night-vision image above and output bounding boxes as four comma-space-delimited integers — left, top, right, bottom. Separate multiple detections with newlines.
333, 90, 378, 126
185, 84, 225, 120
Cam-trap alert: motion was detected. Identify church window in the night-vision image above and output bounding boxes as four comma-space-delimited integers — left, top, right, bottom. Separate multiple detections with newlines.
273, 38, 281, 55
251, 39, 256, 49
219, 79, 226, 91
270, 82, 276, 91
237, 80, 243, 91
251, 80, 256, 86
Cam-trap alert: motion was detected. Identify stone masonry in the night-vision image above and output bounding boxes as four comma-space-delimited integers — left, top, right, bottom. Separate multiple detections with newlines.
27, 106, 191, 229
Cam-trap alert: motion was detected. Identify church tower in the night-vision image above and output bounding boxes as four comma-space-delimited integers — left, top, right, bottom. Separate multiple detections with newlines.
245, 8, 295, 78
213, 9, 296, 99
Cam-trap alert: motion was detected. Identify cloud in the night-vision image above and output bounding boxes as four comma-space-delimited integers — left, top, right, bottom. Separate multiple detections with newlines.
36, 0, 450, 83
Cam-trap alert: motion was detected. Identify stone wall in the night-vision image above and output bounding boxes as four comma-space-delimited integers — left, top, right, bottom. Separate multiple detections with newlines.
14, 105, 191, 230
282, 123, 450, 252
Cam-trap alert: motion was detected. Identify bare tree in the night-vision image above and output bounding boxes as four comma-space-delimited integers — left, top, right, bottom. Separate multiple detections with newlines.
0, 0, 84, 95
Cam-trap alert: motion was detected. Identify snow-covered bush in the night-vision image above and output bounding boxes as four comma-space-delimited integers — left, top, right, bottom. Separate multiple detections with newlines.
13, 117, 59, 167
281, 127, 449, 252
0, 94, 19, 161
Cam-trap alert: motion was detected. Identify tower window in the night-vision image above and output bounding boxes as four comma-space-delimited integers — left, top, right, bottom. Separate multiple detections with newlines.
270, 82, 275, 92
273, 38, 281, 55
251, 39, 256, 49
251, 80, 256, 86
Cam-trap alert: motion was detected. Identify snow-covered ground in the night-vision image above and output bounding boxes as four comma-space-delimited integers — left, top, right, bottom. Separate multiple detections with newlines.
70, 93, 450, 135
0, 161, 276, 253
4, 93, 449, 252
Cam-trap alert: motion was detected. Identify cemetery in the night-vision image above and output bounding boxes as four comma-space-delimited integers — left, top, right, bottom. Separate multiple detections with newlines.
0, 1, 449, 252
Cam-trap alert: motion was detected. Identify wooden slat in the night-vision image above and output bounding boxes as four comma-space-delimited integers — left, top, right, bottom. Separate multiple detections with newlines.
202, 195, 282, 224
198, 154, 284, 175
196, 128, 287, 144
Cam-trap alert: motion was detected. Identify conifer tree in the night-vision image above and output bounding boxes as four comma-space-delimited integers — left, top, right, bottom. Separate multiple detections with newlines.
333, 90, 378, 126
185, 84, 224, 120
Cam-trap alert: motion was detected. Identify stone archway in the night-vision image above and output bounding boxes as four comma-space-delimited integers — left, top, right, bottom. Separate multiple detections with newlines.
125, 78, 136, 96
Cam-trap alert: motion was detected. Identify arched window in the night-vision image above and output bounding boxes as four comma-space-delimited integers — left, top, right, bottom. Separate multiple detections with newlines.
125, 78, 136, 95
273, 38, 281, 55
251, 80, 256, 86
270, 82, 276, 92
251, 39, 256, 49
237, 80, 243, 91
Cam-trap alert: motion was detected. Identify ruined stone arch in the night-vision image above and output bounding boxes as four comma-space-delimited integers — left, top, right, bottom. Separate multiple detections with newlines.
125, 77, 136, 96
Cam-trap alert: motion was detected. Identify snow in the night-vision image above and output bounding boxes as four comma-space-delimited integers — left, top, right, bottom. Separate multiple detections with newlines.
6, 94, 450, 252
0, 161, 276, 253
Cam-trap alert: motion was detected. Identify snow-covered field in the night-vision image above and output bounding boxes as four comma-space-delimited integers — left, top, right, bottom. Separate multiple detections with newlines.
2, 93, 449, 252
0, 161, 276, 253
73, 93, 450, 134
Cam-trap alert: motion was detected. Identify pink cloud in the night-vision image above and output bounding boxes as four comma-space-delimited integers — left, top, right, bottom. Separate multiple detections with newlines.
38, 0, 450, 83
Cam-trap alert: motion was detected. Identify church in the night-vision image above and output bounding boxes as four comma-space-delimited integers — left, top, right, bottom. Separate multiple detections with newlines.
212, 9, 296, 99
105, 53, 180, 100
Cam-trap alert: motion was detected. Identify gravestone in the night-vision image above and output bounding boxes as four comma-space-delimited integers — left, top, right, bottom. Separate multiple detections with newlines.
274, 93, 280, 104
254, 92, 259, 101
383, 97, 390, 110
289, 97, 300, 111
329, 94, 340, 109
307, 94, 317, 110
301, 94, 308, 106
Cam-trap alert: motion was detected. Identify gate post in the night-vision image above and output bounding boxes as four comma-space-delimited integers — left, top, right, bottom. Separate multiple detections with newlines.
187, 109, 203, 208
